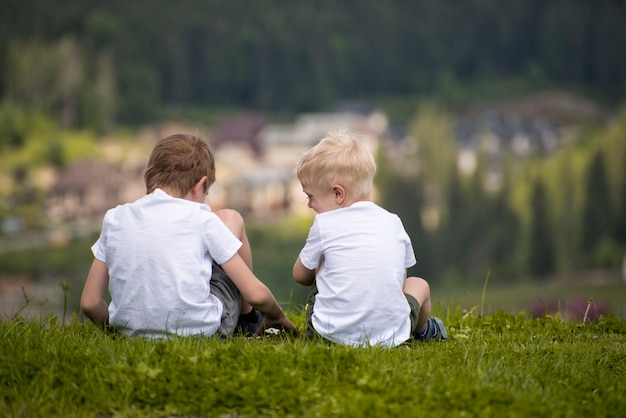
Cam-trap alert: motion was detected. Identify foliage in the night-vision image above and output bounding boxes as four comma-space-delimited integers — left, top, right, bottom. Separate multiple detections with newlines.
0, 233, 96, 281
528, 179, 555, 279
0, 105, 624, 301
0, 107, 99, 172
0, 0, 624, 288
1, 307, 624, 417
247, 216, 312, 308
582, 150, 614, 255
377, 101, 626, 285
1, 1, 625, 128
0, 107, 101, 231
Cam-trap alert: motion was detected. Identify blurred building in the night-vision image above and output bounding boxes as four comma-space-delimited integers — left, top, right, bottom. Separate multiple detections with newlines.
45, 160, 144, 225
211, 104, 388, 219
43, 106, 390, 223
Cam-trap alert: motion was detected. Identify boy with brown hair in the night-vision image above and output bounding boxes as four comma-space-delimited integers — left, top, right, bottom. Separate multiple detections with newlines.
81, 133, 297, 338
293, 130, 447, 347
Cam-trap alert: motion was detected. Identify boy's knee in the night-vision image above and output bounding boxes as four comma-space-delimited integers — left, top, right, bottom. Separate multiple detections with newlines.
215, 208, 245, 228
406, 276, 429, 289
404, 277, 430, 303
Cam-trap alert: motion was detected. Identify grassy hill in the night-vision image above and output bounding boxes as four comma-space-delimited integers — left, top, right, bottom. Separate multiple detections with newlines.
1, 309, 624, 417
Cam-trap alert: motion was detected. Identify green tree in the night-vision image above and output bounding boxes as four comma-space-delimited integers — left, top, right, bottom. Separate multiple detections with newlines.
486, 168, 520, 279
376, 162, 432, 281
581, 150, 613, 256
0, 104, 28, 149
554, 150, 578, 273
440, 166, 465, 271
117, 63, 161, 124
529, 179, 555, 279
3, 0, 626, 124
615, 147, 626, 247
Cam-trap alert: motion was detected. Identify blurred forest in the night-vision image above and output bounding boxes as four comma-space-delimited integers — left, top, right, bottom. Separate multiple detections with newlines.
2, 0, 626, 126
0, 0, 625, 298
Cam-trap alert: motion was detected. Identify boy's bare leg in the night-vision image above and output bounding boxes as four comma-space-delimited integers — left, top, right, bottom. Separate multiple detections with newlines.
215, 209, 252, 268
215, 208, 254, 314
403, 276, 431, 330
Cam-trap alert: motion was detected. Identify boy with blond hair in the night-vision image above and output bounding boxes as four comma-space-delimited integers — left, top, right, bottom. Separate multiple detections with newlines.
293, 131, 446, 347
81, 133, 297, 338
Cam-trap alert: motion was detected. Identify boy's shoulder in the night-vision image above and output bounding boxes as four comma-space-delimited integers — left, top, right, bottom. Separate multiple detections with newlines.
315, 201, 390, 224
343, 201, 388, 215
107, 190, 211, 216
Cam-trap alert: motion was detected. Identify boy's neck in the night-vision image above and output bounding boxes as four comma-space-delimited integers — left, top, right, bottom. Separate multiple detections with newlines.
157, 186, 188, 200
341, 196, 370, 208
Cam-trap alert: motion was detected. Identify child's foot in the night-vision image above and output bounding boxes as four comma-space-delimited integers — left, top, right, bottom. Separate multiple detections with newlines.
417, 317, 448, 341
235, 308, 264, 337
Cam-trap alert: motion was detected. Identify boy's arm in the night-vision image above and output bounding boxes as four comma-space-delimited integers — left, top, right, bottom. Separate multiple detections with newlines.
81, 259, 110, 328
221, 253, 298, 333
293, 257, 315, 286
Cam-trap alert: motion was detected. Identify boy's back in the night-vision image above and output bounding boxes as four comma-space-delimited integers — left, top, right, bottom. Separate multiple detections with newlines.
298, 201, 415, 346
293, 130, 447, 347
96, 189, 241, 337
82, 133, 299, 338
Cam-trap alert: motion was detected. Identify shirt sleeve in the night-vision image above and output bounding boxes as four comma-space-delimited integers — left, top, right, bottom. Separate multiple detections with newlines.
91, 210, 112, 263
298, 217, 323, 271
400, 221, 417, 268
204, 213, 243, 265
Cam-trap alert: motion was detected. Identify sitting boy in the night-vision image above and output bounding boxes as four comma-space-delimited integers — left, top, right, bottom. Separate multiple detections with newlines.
81, 133, 297, 338
292, 131, 446, 347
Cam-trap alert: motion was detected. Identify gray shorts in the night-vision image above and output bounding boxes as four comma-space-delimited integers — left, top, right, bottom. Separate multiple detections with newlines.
210, 262, 241, 337
304, 282, 422, 342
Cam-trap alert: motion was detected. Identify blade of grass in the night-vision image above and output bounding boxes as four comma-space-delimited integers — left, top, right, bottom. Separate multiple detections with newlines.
480, 270, 490, 317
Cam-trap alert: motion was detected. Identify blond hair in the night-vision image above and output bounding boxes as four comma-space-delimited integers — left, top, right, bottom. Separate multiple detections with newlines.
144, 134, 216, 195
295, 130, 376, 199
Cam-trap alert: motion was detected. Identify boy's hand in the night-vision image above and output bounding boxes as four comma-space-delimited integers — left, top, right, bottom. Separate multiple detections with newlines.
253, 315, 299, 337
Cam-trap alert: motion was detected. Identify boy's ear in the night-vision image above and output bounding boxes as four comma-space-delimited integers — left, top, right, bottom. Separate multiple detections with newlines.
332, 184, 345, 204
192, 176, 208, 198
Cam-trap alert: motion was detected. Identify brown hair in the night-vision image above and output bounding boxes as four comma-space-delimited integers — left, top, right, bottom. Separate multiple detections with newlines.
144, 134, 216, 195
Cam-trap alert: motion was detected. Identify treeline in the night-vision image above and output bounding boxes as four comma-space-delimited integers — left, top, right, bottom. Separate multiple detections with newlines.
377, 105, 626, 285
1, 1, 625, 284
1, 0, 626, 130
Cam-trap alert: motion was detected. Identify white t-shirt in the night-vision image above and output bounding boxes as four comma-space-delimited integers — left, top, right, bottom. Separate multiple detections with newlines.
298, 201, 417, 347
91, 188, 242, 338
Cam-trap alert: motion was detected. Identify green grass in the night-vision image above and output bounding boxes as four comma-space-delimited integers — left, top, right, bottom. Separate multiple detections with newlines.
2, 219, 625, 416
437, 281, 626, 319
1, 307, 624, 417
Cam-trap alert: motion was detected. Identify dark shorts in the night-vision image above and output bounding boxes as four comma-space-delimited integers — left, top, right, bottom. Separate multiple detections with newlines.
405, 293, 422, 338
303, 282, 330, 343
304, 282, 422, 343
210, 262, 241, 337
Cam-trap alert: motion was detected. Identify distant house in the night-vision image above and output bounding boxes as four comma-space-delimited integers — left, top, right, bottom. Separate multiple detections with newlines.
259, 107, 387, 160
223, 167, 292, 219
210, 113, 286, 217
213, 113, 268, 158
208, 107, 388, 218
258, 106, 388, 216
45, 160, 144, 223
46, 108, 391, 223
452, 91, 611, 191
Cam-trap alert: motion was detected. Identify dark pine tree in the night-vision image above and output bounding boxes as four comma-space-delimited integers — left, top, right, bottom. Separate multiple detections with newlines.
529, 179, 555, 280
615, 148, 626, 248
581, 150, 613, 255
